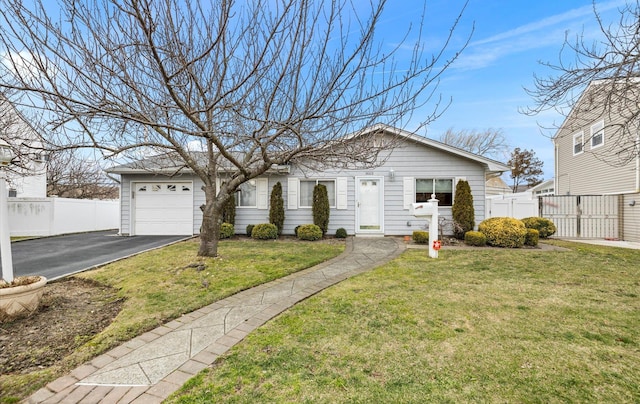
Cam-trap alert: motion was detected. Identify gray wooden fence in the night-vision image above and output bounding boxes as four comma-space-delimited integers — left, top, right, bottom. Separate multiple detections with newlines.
539, 195, 620, 239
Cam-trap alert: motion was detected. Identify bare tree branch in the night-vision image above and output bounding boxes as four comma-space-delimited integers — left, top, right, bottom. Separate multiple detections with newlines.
0, 0, 471, 256
438, 127, 510, 160
524, 0, 640, 166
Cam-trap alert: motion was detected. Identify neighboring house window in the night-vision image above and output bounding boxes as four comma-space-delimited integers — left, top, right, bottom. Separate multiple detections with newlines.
415, 178, 453, 206
8, 189, 17, 197
236, 180, 257, 207
300, 179, 336, 208
590, 120, 604, 149
573, 132, 584, 155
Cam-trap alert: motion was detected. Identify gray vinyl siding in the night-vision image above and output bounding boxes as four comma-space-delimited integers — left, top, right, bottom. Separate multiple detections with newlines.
117, 135, 493, 236
555, 95, 638, 195
622, 193, 640, 242
380, 140, 486, 235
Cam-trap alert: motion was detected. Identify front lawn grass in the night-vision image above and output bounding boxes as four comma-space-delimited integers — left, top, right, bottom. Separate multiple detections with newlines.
0, 238, 344, 403
169, 240, 640, 403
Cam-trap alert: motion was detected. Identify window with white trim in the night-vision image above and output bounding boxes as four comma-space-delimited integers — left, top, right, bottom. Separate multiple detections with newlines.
573, 132, 584, 155
236, 180, 257, 207
590, 120, 604, 149
300, 179, 336, 208
416, 178, 453, 206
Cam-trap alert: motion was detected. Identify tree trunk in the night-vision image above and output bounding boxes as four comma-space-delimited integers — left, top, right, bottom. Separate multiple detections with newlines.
198, 184, 224, 257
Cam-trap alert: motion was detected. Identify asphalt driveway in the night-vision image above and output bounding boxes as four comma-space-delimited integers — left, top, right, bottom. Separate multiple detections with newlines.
10, 230, 191, 281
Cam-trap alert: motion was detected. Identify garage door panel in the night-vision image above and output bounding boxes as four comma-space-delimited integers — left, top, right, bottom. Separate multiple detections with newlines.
134, 182, 194, 235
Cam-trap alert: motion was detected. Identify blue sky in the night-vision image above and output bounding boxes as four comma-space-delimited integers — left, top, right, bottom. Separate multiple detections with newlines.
381, 0, 628, 180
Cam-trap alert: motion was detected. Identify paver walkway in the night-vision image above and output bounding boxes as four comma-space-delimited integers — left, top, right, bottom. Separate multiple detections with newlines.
26, 237, 404, 403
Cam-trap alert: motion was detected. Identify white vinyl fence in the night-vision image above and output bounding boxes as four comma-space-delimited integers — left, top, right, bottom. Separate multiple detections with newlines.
486, 193, 538, 219
8, 197, 119, 237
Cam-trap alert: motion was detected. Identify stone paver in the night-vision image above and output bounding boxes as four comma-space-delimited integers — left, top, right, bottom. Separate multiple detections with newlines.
25, 237, 403, 403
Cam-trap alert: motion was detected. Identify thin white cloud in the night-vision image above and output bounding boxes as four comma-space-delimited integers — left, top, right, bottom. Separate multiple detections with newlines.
454, 0, 629, 71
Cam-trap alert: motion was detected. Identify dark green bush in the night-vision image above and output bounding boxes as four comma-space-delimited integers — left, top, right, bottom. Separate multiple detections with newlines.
521, 217, 556, 238
412, 230, 429, 244
312, 184, 330, 235
478, 217, 526, 248
464, 230, 486, 246
452, 180, 474, 239
245, 224, 255, 237
219, 223, 235, 239
297, 224, 323, 241
525, 228, 539, 247
251, 223, 278, 240
335, 228, 348, 238
221, 194, 236, 225
269, 182, 285, 235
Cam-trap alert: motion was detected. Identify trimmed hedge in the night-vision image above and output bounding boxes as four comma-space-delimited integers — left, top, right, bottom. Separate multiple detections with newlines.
464, 230, 486, 246
335, 228, 348, 238
219, 223, 235, 239
251, 223, 278, 240
521, 217, 556, 238
525, 228, 539, 247
478, 217, 527, 248
297, 224, 323, 241
412, 230, 429, 244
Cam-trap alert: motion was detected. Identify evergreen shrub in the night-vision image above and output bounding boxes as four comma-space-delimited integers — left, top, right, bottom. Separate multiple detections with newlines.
412, 230, 429, 244
525, 228, 539, 247
269, 182, 285, 235
221, 195, 236, 225
464, 231, 486, 246
452, 180, 474, 239
297, 224, 323, 241
478, 217, 527, 248
335, 228, 348, 238
219, 223, 235, 239
521, 217, 556, 238
312, 184, 330, 235
251, 223, 278, 240
246, 224, 255, 237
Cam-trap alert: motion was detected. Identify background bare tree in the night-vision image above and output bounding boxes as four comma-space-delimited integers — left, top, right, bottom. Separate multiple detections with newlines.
525, 1, 640, 166
438, 127, 510, 160
508, 147, 543, 193
0, 0, 470, 256
0, 96, 46, 176
46, 149, 118, 199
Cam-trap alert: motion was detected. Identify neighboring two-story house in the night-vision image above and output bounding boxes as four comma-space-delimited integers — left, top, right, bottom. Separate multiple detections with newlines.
552, 79, 640, 242
553, 79, 639, 196
0, 96, 47, 198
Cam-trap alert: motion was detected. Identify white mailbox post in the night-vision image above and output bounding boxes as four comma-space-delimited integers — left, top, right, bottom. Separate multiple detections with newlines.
409, 195, 440, 258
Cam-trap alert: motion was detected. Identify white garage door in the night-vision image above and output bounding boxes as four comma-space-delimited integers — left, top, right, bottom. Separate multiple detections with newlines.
134, 182, 194, 235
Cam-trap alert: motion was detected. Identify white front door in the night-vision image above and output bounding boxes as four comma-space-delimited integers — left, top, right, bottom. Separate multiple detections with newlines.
356, 177, 384, 234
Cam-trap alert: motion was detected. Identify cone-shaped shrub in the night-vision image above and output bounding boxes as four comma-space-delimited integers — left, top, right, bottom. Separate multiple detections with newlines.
269, 182, 285, 235
221, 194, 236, 225
312, 184, 330, 235
452, 180, 474, 239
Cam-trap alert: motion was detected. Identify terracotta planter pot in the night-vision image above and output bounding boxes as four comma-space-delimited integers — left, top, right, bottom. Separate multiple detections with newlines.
0, 276, 47, 321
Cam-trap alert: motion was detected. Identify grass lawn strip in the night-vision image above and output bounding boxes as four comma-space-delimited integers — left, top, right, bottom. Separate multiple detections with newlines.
0, 238, 344, 403
168, 241, 640, 403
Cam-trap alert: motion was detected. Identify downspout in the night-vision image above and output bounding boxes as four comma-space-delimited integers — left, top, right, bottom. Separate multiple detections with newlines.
636, 131, 639, 192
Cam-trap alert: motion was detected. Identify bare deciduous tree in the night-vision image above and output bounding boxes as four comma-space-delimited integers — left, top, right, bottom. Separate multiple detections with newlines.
438, 127, 509, 160
0, 0, 470, 256
46, 149, 118, 200
525, 1, 640, 166
508, 147, 543, 193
